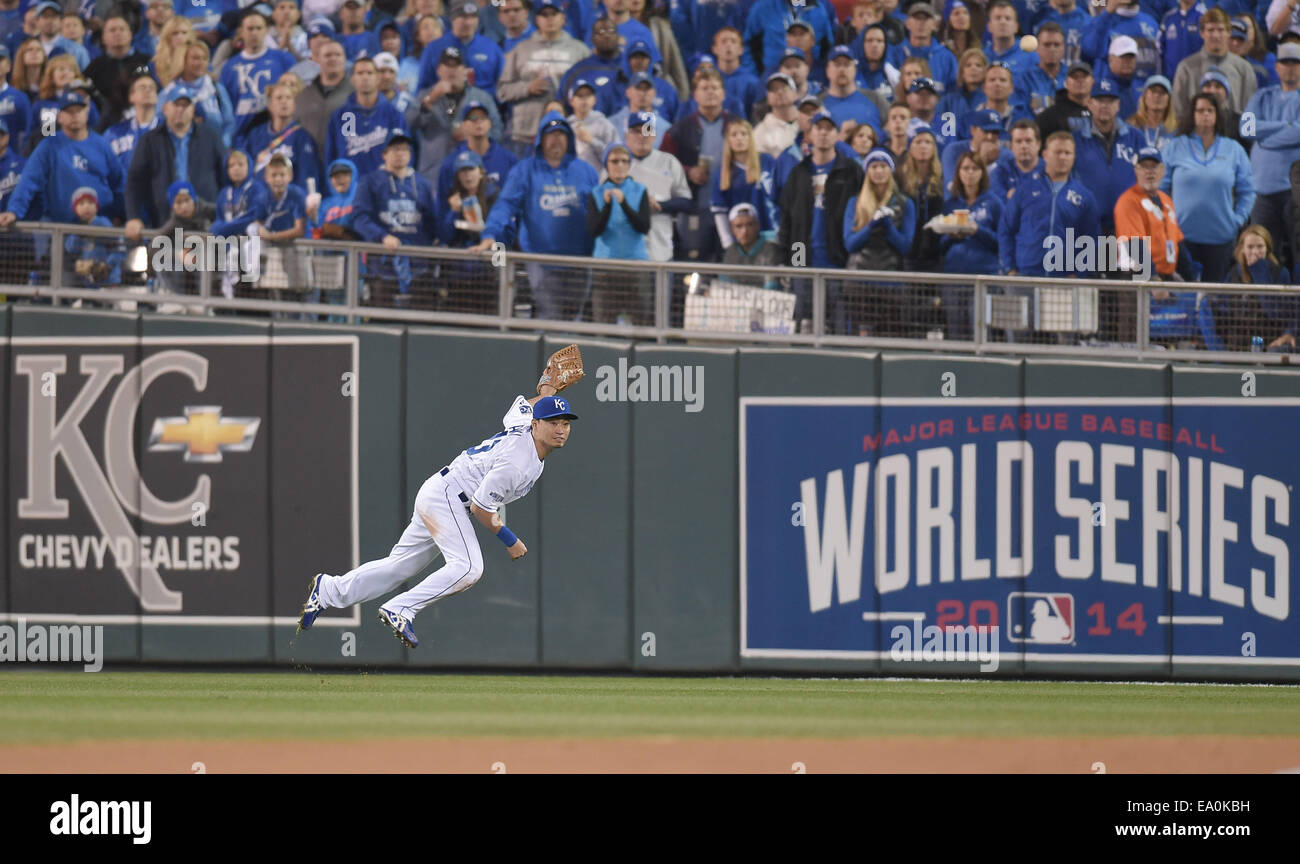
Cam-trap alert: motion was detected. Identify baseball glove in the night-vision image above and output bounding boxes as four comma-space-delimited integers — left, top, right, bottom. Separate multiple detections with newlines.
538, 344, 585, 394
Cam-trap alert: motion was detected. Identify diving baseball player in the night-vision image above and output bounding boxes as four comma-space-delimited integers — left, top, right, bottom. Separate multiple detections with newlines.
297, 345, 585, 648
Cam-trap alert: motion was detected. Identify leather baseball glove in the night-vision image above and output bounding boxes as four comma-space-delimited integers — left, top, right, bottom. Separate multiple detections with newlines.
538, 344, 584, 394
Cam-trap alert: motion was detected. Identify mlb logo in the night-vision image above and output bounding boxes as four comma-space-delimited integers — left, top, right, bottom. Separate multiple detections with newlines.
1007, 592, 1074, 644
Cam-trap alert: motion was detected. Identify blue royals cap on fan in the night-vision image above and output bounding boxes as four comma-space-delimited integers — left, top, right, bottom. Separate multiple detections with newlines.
453, 150, 484, 172
628, 110, 657, 131
627, 39, 653, 58
568, 77, 596, 99
970, 108, 1002, 131
57, 91, 91, 110
828, 45, 855, 63
532, 395, 579, 421
906, 117, 935, 143
459, 99, 491, 119
809, 108, 836, 128
628, 70, 654, 87
33, 1, 60, 16
1091, 77, 1120, 98
159, 82, 198, 105
1136, 146, 1162, 164
1201, 68, 1232, 94
908, 76, 938, 94
307, 17, 336, 37
780, 46, 809, 65
384, 128, 414, 149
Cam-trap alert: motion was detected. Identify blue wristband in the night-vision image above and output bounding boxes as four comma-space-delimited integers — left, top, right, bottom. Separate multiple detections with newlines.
497, 525, 518, 546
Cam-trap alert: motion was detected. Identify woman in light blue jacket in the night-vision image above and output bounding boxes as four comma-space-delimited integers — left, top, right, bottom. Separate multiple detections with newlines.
1160, 92, 1256, 283
587, 142, 652, 324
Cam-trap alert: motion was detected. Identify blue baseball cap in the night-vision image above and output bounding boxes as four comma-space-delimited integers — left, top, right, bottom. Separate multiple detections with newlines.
440, 45, 464, 65
969, 108, 1002, 131
908, 76, 938, 94
536, 0, 562, 11
627, 39, 653, 59
1136, 146, 1162, 164
628, 71, 654, 87
828, 45, 855, 63
568, 77, 596, 99
1091, 77, 1120, 98
452, 1, 479, 16
159, 82, 198, 105
539, 114, 569, 135
307, 17, 336, 37
58, 91, 91, 110
689, 53, 717, 75
627, 110, 657, 132
384, 128, 414, 149
809, 108, 836, 128
34, 1, 60, 16
1142, 74, 1171, 93
459, 99, 491, 119
453, 149, 484, 171
533, 395, 579, 421
785, 19, 813, 33
780, 46, 809, 65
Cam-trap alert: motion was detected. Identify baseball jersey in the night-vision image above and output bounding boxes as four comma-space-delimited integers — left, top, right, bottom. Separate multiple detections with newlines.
445, 396, 545, 513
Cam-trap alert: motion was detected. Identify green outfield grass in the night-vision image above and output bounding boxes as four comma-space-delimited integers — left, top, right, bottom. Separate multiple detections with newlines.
0, 671, 1297, 743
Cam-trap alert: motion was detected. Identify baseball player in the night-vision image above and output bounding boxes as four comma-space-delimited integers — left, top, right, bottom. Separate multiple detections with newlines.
297, 345, 585, 648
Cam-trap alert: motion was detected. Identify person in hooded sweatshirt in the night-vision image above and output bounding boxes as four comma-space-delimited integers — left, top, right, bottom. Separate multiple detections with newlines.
211, 149, 270, 302
352, 129, 440, 310
327, 56, 411, 179
472, 111, 600, 321
587, 140, 652, 325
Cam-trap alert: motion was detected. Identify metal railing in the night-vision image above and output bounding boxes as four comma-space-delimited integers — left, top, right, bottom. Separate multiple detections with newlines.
2, 221, 1297, 365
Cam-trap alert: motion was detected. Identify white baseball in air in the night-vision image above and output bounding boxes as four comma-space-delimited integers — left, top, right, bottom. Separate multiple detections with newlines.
1020, 34, 1038, 53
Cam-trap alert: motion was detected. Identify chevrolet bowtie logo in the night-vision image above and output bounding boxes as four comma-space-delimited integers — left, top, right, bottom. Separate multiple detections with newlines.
148, 406, 260, 463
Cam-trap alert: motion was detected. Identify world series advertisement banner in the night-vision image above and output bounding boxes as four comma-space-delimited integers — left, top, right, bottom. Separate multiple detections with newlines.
4, 335, 359, 632
741, 397, 1297, 673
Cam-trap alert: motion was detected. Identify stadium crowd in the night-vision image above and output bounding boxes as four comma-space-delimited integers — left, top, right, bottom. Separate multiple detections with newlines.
0, 0, 1296, 348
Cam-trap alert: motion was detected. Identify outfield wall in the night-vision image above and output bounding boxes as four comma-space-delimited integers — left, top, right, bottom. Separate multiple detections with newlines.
1, 307, 1295, 680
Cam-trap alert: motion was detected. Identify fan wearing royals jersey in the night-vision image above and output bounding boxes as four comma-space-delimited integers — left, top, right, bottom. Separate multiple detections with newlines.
297, 346, 585, 649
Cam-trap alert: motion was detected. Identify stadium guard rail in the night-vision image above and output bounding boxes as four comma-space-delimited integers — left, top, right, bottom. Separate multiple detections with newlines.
0, 221, 1296, 364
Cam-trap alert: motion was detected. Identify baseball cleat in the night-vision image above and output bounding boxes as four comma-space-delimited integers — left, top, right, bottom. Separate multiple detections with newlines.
377, 608, 419, 649
297, 573, 327, 633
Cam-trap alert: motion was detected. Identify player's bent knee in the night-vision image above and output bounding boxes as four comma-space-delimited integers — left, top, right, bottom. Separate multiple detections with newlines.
464, 561, 484, 587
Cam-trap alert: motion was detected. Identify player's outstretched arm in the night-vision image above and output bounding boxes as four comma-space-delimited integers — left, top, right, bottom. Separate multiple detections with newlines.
471, 501, 527, 560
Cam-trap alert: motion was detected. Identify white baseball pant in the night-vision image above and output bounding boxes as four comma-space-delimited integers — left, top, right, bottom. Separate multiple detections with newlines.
316, 472, 485, 619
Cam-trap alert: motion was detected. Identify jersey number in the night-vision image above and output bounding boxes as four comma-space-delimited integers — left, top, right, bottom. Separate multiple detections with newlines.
466, 428, 521, 455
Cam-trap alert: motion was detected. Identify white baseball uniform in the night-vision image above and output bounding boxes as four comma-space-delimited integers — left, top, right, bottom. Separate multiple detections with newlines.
316, 396, 545, 619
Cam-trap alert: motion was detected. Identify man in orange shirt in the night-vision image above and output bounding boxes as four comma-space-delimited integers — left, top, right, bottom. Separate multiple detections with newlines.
1114, 145, 1198, 344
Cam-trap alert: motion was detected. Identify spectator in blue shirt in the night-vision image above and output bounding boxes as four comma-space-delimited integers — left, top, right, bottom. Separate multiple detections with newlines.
710, 117, 778, 246
941, 149, 1004, 337
938, 47, 987, 123
712, 26, 764, 117
420, 2, 506, 93
626, 39, 681, 121
1071, 76, 1145, 234
941, 107, 1014, 191
1015, 22, 1067, 113
1038, 0, 1091, 67
1081, 0, 1161, 83
742, 0, 833, 78
1242, 41, 1300, 274
984, 0, 1037, 77
887, 2, 959, 91
557, 15, 626, 118
1160, 91, 1255, 281
336, 0, 381, 60
821, 45, 886, 139
0, 118, 23, 212
1158, 0, 1204, 80
972, 60, 1034, 140
1094, 34, 1143, 118
1230, 15, 1276, 92
1198, 224, 1297, 350
989, 117, 1044, 199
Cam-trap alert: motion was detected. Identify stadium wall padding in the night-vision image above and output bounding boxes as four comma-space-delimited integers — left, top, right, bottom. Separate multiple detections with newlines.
3, 306, 1296, 681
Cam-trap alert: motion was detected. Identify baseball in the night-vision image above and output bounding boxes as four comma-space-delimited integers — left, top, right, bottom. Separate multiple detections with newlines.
1020, 34, 1038, 53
